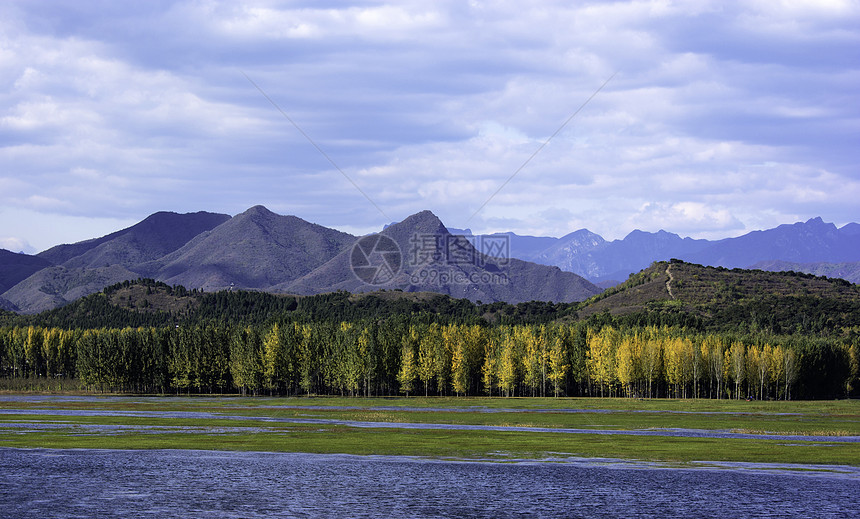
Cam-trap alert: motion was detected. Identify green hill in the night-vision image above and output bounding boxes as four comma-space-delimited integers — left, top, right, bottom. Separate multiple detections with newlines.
577, 260, 860, 335
4, 260, 859, 338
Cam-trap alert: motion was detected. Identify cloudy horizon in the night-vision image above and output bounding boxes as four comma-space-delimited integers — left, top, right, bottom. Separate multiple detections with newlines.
1, 1, 858, 254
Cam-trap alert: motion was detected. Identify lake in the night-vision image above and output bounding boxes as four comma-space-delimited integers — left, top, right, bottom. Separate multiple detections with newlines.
2, 448, 857, 518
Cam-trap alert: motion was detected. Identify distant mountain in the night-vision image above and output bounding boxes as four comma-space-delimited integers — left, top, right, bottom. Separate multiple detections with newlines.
448, 228, 561, 263
468, 217, 860, 285
535, 229, 605, 273
4, 206, 600, 313
1, 265, 140, 315
532, 228, 706, 282
0, 249, 53, 293
750, 260, 860, 285
685, 217, 860, 268
3, 210, 230, 313
286, 210, 601, 304
38, 211, 230, 266
4, 208, 858, 314
465, 227, 710, 283
840, 223, 860, 237
140, 205, 356, 292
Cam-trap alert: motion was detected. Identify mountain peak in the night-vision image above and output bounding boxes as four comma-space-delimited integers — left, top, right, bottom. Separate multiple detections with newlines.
239, 205, 276, 218
623, 229, 681, 242
559, 228, 602, 240
388, 210, 448, 236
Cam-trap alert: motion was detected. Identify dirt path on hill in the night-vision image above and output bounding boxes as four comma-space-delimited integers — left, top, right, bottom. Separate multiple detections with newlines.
665, 263, 676, 299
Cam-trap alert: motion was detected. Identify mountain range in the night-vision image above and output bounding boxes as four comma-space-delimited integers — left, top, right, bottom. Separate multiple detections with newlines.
451, 217, 860, 284
1, 208, 858, 314
0, 206, 601, 313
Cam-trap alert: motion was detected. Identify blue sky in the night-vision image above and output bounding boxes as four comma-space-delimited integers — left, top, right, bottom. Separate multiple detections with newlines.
1, 0, 858, 253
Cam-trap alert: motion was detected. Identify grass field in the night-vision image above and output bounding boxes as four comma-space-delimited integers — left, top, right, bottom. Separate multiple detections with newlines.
1, 395, 858, 467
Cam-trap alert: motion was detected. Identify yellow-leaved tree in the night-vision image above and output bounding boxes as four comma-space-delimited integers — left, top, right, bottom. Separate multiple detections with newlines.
548, 335, 569, 397
397, 325, 419, 396
615, 334, 640, 398
587, 326, 618, 397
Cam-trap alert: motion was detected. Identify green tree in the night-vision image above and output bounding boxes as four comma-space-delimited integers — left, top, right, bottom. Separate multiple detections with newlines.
230, 327, 263, 395
417, 323, 438, 396
729, 341, 745, 399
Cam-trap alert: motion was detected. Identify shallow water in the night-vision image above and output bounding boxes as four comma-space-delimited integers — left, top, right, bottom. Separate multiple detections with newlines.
0, 395, 805, 416
1, 407, 857, 443
1, 448, 857, 518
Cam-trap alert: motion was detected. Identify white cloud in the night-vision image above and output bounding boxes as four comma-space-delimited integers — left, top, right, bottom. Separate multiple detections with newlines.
0, 0, 857, 249
629, 202, 743, 235
209, 3, 445, 41
0, 237, 35, 254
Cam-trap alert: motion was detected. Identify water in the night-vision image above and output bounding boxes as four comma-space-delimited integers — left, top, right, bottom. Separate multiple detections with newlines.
3, 408, 858, 442
1, 448, 857, 518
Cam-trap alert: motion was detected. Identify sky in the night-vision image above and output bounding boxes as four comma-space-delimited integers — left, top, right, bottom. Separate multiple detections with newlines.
1, 0, 858, 254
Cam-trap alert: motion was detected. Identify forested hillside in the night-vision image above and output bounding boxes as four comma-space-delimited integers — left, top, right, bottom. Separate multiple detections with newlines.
1, 262, 858, 400
578, 260, 860, 335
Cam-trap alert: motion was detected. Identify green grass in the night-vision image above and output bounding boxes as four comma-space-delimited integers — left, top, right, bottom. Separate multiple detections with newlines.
1, 396, 858, 466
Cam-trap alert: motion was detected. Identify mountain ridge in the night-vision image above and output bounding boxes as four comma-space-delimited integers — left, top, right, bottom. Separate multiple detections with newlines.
3, 210, 858, 313
138, 205, 356, 291
284, 210, 601, 304
1, 207, 601, 312
460, 217, 860, 284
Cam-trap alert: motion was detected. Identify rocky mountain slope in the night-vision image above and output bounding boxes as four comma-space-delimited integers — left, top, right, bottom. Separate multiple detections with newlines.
1, 207, 601, 312
138, 205, 356, 292
287, 211, 601, 304
1, 211, 230, 313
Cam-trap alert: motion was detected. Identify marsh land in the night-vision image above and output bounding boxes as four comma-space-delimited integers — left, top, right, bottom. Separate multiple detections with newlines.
2, 395, 858, 466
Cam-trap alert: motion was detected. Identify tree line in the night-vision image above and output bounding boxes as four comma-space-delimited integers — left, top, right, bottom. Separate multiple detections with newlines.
1, 321, 856, 399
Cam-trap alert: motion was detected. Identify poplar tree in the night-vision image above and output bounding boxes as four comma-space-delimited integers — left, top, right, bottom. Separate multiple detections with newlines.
746, 344, 762, 400
702, 334, 724, 399
417, 323, 438, 396
397, 326, 418, 396
547, 335, 569, 397
587, 326, 617, 397
615, 334, 638, 398
730, 341, 745, 399
449, 325, 469, 396
263, 323, 285, 394
498, 333, 519, 397
482, 334, 499, 396
783, 347, 798, 400
640, 333, 662, 398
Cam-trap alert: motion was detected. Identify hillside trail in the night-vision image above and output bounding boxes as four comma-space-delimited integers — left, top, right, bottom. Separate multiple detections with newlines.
665, 263, 676, 299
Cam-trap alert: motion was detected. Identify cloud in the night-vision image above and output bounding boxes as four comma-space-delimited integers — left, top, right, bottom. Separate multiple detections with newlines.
630, 202, 744, 235
0, 236, 35, 254
0, 0, 857, 248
